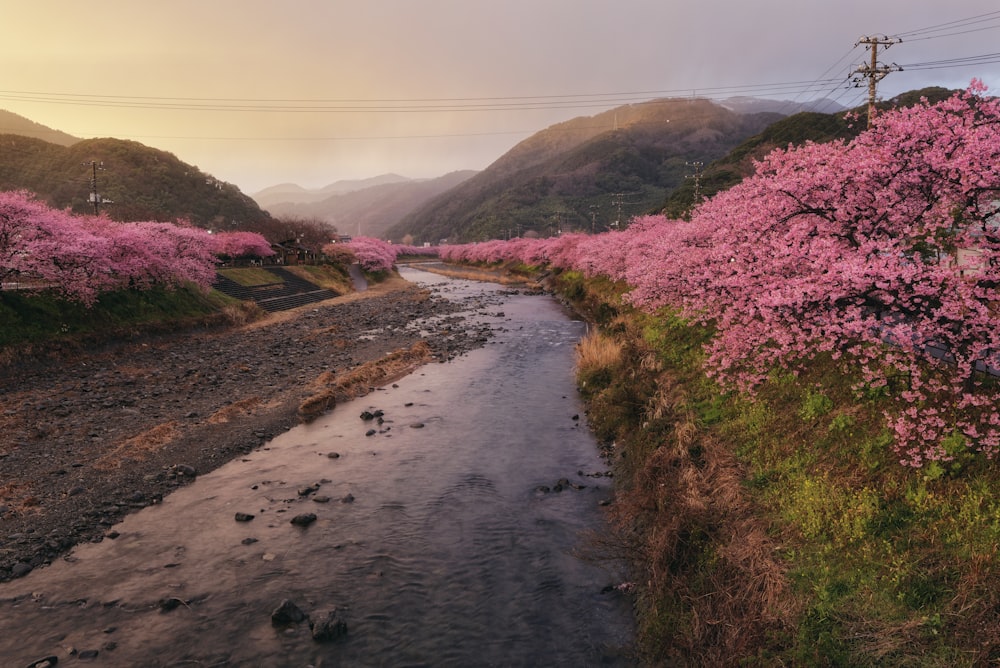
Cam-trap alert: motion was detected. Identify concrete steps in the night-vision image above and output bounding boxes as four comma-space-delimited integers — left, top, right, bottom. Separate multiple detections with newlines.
212, 267, 339, 312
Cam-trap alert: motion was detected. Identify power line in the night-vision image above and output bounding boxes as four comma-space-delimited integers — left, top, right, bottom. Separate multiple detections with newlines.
0, 78, 851, 114
899, 52, 1000, 72
895, 10, 1000, 40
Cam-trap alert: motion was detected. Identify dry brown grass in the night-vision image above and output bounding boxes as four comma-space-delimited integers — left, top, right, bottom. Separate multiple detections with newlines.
607, 367, 795, 664
93, 421, 181, 471
220, 301, 266, 326
575, 329, 623, 373
207, 396, 264, 424
415, 263, 535, 286
297, 341, 433, 422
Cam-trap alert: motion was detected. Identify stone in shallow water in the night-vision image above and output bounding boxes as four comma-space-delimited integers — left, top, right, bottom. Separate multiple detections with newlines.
271, 599, 306, 627
25, 657, 59, 668
290, 513, 317, 527
310, 608, 348, 642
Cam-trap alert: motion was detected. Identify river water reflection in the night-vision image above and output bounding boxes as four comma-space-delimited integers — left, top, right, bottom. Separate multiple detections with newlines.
0, 267, 635, 667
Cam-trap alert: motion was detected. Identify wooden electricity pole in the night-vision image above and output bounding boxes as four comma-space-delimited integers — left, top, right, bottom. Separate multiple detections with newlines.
685, 161, 704, 203
83, 160, 105, 214
852, 35, 902, 128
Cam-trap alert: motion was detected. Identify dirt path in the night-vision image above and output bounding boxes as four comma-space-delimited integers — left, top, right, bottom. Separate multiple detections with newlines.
0, 276, 493, 581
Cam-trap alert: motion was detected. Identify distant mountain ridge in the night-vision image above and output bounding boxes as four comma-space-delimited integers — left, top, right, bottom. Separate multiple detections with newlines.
718, 96, 846, 115
252, 174, 413, 209
388, 98, 782, 243
255, 171, 478, 239
0, 109, 79, 146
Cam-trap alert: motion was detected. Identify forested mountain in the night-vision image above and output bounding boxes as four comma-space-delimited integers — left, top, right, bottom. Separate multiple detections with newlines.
661, 86, 958, 216
0, 134, 273, 228
387, 98, 782, 243
257, 171, 477, 240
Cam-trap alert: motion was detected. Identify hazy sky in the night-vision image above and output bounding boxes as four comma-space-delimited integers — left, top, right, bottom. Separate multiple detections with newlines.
3, 1, 999, 194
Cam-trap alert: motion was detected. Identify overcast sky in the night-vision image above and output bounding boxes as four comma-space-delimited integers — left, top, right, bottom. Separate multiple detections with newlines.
3, 1, 999, 194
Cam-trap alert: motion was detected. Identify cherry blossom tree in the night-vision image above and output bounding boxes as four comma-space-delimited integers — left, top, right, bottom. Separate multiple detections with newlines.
347, 236, 397, 273
0, 191, 220, 304
644, 82, 1000, 465
209, 230, 275, 261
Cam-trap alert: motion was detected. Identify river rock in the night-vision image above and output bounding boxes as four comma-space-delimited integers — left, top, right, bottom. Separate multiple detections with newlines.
290, 513, 317, 527
271, 599, 306, 626
235, 512, 255, 522
25, 657, 59, 668
340, 493, 355, 504
309, 608, 348, 642
11, 562, 32, 577
171, 464, 197, 478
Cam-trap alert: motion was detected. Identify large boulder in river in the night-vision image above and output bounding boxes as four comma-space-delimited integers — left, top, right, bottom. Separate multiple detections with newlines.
310, 608, 348, 642
271, 599, 307, 627
290, 513, 317, 527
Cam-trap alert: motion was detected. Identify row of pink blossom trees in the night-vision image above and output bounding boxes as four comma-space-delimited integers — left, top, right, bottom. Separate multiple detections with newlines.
439, 82, 1000, 467
0, 190, 273, 305
334, 237, 436, 273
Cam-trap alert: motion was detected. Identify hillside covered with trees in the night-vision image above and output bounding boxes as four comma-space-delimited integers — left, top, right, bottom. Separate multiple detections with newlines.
0, 133, 273, 229
662, 86, 959, 216
388, 98, 782, 243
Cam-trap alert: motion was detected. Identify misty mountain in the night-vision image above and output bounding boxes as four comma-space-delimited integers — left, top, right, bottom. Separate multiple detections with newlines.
252, 173, 412, 209
258, 171, 478, 239
0, 134, 272, 228
0, 109, 79, 147
388, 98, 782, 243
718, 96, 846, 115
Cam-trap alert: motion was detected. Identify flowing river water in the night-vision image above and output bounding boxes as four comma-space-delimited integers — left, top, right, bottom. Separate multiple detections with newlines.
0, 266, 635, 667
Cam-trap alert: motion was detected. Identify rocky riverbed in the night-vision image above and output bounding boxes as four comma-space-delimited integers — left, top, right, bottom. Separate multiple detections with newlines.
0, 276, 500, 582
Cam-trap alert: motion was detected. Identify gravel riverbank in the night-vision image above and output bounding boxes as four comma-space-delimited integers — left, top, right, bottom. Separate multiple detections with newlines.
0, 276, 495, 581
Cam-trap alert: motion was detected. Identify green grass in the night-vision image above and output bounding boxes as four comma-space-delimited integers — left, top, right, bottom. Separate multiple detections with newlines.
555, 270, 1000, 665
0, 284, 236, 351
282, 264, 354, 294
0, 263, 361, 355
217, 267, 284, 286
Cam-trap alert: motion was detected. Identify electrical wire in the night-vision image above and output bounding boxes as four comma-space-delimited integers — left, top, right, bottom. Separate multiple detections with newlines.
0, 78, 850, 114
895, 10, 1000, 40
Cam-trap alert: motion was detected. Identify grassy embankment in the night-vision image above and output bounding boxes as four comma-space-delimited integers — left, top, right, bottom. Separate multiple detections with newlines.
555, 268, 1000, 666
0, 264, 355, 361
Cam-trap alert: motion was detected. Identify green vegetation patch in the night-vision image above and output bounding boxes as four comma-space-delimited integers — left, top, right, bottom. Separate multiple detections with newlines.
557, 271, 1000, 665
0, 284, 234, 352
283, 264, 353, 294
217, 267, 285, 286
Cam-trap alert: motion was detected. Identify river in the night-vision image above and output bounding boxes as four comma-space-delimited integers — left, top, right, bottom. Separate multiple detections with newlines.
0, 266, 635, 667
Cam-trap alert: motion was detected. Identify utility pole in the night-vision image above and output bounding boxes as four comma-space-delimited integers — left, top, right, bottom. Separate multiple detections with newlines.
685, 161, 704, 203
83, 161, 105, 215
852, 35, 902, 128
611, 193, 624, 228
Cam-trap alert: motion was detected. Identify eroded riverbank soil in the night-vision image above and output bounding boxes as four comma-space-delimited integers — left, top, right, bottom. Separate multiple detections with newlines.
0, 277, 496, 581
